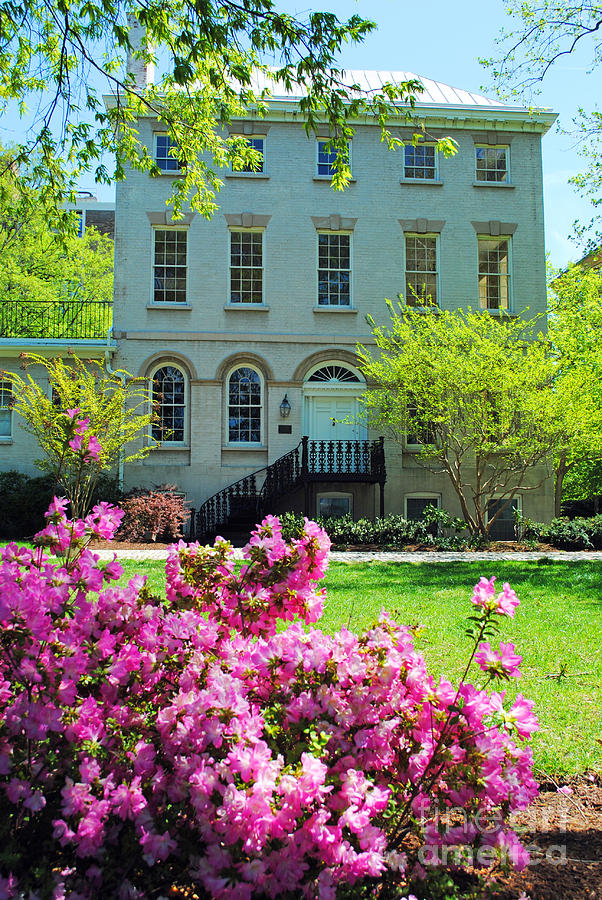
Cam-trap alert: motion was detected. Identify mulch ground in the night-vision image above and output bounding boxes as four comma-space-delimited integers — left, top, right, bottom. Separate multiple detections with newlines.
485, 775, 602, 899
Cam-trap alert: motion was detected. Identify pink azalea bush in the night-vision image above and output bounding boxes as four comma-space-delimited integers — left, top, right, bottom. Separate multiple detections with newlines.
0, 501, 540, 899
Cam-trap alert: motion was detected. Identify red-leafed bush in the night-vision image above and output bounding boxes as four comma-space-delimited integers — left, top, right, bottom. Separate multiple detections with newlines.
117, 484, 190, 542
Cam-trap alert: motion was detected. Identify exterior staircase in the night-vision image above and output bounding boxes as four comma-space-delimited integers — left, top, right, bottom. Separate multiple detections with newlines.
195, 436, 386, 542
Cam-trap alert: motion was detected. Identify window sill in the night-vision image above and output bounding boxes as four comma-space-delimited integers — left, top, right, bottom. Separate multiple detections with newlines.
153, 444, 190, 450
0, 438, 13, 445
146, 303, 192, 310
472, 181, 514, 189
313, 176, 357, 183
313, 306, 357, 313
400, 179, 443, 186
154, 170, 186, 177
481, 308, 517, 317
224, 304, 270, 310
222, 444, 266, 451
225, 172, 270, 180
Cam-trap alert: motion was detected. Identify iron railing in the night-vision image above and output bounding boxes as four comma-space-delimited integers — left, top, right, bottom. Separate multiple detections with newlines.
0, 299, 113, 340
195, 437, 386, 541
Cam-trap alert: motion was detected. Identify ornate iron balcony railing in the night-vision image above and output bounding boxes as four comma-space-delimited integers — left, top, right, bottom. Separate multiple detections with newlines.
0, 299, 113, 340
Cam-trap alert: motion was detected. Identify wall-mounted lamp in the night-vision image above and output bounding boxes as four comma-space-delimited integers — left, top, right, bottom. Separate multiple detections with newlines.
279, 393, 291, 418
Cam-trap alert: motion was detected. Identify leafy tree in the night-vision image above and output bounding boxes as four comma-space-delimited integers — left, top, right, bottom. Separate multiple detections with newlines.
358, 305, 560, 538
0, 150, 113, 339
4, 354, 155, 518
547, 263, 602, 511
0, 1, 455, 221
483, 1, 602, 246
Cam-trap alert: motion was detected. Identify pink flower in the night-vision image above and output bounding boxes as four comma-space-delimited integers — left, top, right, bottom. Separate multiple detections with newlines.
139, 829, 177, 865
83, 435, 101, 462
475, 641, 522, 678
471, 576, 520, 618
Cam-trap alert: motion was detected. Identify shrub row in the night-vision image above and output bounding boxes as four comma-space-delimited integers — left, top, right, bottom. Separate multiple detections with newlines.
0, 473, 190, 543
0, 471, 121, 538
520, 514, 602, 550
279, 510, 470, 551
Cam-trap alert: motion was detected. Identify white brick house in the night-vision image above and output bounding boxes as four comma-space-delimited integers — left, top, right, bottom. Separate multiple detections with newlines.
0, 72, 557, 538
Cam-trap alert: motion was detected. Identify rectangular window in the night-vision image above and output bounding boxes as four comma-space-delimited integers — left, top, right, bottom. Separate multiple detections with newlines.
405, 235, 438, 306
153, 229, 188, 304
0, 380, 12, 438
404, 144, 437, 180
478, 237, 510, 310
317, 140, 350, 177
318, 494, 352, 518
230, 231, 263, 304
475, 145, 509, 182
155, 134, 182, 172
406, 496, 439, 522
318, 233, 351, 306
239, 137, 264, 173
487, 498, 520, 541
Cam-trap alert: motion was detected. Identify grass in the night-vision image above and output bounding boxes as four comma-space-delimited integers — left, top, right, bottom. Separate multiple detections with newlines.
3, 544, 600, 776
116, 556, 602, 777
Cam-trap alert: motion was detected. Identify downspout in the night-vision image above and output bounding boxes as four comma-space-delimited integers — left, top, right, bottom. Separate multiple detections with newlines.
104, 342, 125, 492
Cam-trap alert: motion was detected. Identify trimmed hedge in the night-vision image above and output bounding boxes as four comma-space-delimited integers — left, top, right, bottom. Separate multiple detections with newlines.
520, 514, 602, 550
279, 510, 470, 550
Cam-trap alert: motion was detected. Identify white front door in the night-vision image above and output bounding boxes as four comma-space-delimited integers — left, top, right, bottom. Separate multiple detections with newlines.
309, 395, 363, 441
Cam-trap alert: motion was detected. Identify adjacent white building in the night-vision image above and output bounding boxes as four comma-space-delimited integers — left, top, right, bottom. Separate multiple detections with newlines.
0, 72, 557, 538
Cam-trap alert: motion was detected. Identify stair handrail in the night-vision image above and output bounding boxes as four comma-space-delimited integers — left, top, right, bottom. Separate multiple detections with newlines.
195, 440, 304, 540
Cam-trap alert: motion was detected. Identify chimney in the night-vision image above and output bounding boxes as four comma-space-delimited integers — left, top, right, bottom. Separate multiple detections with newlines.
126, 12, 155, 89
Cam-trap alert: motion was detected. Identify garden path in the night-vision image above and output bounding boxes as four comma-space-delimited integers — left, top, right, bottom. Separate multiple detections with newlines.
95, 547, 602, 562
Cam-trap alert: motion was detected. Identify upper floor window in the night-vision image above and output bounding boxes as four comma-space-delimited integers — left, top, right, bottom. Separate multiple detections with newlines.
405, 235, 438, 306
230, 231, 263, 304
233, 137, 264, 173
151, 365, 186, 443
155, 134, 182, 172
0, 380, 12, 438
475, 145, 509, 183
318, 233, 351, 307
228, 367, 262, 443
153, 229, 187, 304
316, 140, 351, 177
478, 237, 510, 310
404, 144, 437, 180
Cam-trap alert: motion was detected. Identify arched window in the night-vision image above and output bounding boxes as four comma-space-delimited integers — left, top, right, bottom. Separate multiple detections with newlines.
228, 367, 262, 443
307, 364, 360, 383
152, 365, 186, 443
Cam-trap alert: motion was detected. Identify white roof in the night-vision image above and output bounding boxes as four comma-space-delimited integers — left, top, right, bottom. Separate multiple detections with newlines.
250, 69, 517, 109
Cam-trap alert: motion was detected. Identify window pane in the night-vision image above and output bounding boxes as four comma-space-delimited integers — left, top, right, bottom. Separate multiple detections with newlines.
152, 366, 186, 441
154, 230, 187, 303
228, 367, 261, 442
475, 146, 508, 182
317, 233, 352, 306
404, 144, 436, 179
230, 232, 263, 303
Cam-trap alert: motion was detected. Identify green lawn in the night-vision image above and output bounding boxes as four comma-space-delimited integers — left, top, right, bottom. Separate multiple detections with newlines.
117, 556, 602, 777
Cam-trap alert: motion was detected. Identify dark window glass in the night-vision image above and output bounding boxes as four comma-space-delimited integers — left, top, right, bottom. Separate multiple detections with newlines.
152, 366, 186, 442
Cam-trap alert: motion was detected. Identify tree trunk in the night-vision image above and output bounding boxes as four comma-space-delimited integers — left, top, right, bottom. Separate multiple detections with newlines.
554, 453, 570, 518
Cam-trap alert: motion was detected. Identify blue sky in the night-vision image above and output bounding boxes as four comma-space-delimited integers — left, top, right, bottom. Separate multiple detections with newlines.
2, 0, 598, 267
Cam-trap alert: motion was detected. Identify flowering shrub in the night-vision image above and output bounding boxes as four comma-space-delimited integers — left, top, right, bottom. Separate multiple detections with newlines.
0, 500, 539, 899
118, 485, 190, 542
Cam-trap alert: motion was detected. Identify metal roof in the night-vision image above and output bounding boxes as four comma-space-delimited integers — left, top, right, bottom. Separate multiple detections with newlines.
250, 69, 519, 109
